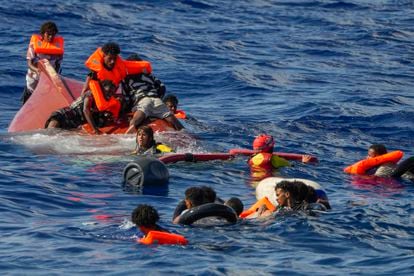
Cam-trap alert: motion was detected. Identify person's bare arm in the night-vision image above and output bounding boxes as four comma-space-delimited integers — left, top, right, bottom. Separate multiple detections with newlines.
83, 96, 101, 134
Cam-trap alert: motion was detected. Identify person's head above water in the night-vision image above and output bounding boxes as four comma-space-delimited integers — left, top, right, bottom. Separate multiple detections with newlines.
201, 186, 216, 203
131, 204, 160, 228
101, 42, 121, 70
224, 197, 244, 216
368, 144, 387, 158
253, 134, 275, 153
126, 53, 143, 61
184, 186, 205, 209
136, 125, 155, 149
163, 94, 179, 114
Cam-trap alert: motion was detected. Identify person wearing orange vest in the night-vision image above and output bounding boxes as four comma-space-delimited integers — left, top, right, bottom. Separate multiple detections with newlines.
22, 21, 64, 104
248, 134, 313, 180
132, 204, 188, 246
122, 54, 183, 134
45, 80, 118, 134
81, 42, 127, 96
350, 144, 414, 180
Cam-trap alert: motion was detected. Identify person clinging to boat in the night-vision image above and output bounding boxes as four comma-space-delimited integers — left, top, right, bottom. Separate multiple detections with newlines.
22, 21, 64, 104
248, 134, 313, 180
163, 94, 187, 120
81, 42, 126, 96
133, 125, 173, 155
344, 144, 414, 181
45, 79, 119, 134
122, 54, 184, 134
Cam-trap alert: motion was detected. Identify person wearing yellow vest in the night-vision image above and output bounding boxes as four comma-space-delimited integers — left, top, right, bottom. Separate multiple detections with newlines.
133, 125, 173, 155
248, 134, 313, 180
45, 80, 118, 134
81, 42, 127, 96
22, 21, 64, 104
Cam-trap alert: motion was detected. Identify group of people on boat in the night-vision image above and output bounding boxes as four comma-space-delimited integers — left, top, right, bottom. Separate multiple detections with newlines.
23, 21, 414, 246
23, 21, 185, 135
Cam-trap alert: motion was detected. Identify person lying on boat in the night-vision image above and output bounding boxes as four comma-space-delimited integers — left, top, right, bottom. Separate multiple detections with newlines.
242, 180, 329, 219
22, 21, 64, 104
122, 54, 184, 134
249, 134, 313, 180
132, 204, 188, 246
133, 125, 173, 155
344, 144, 414, 181
45, 79, 120, 134
81, 42, 126, 96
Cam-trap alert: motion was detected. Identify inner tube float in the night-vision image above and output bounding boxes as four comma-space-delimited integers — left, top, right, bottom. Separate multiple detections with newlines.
177, 203, 238, 225
138, 231, 188, 246
344, 150, 404, 175
123, 156, 169, 186
255, 177, 329, 207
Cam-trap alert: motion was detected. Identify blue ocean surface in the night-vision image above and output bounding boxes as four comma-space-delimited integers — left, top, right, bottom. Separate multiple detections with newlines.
1, 0, 414, 274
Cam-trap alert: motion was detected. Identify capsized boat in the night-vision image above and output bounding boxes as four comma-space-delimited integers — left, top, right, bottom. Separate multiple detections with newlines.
8, 59, 175, 134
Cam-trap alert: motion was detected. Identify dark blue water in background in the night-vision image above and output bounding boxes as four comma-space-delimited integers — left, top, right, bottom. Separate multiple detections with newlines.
1, 0, 414, 274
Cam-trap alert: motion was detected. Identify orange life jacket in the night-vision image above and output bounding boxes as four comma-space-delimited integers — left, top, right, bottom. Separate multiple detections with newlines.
124, 60, 152, 75
30, 34, 64, 55
344, 150, 404, 175
239, 196, 276, 218
85, 47, 127, 86
174, 110, 187, 119
139, 231, 188, 246
88, 80, 121, 119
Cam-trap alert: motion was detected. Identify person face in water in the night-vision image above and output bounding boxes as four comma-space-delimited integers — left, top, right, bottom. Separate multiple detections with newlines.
136, 127, 154, 149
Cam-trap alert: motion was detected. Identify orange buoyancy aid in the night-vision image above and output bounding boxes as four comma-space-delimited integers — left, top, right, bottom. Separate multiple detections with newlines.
139, 231, 188, 246
89, 80, 121, 119
124, 60, 152, 75
344, 150, 404, 175
239, 196, 276, 218
174, 110, 187, 119
30, 34, 64, 55
85, 47, 127, 86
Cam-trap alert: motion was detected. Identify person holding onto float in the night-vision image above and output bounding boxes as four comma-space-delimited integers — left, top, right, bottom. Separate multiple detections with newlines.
122, 54, 183, 134
172, 186, 238, 225
344, 144, 414, 181
132, 204, 188, 246
22, 21, 64, 104
241, 180, 329, 219
133, 125, 173, 155
248, 134, 313, 180
81, 42, 127, 96
163, 94, 187, 120
45, 79, 119, 134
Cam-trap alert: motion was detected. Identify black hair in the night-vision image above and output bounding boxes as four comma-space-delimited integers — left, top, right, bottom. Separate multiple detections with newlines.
225, 197, 244, 216
185, 187, 205, 207
131, 204, 159, 227
102, 42, 121, 55
163, 94, 178, 105
100, 79, 116, 91
40, 21, 58, 35
126, 53, 142, 61
201, 186, 216, 203
369, 144, 387, 155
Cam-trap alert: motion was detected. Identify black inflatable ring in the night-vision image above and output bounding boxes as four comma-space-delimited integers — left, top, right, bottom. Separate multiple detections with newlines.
177, 203, 238, 225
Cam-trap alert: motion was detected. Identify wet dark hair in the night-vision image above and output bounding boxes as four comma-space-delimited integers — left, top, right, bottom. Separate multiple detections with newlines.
136, 125, 154, 142
185, 187, 205, 207
126, 53, 142, 61
369, 144, 387, 155
201, 186, 216, 203
163, 94, 179, 105
40, 21, 58, 35
102, 42, 121, 55
225, 197, 244, 216
131, 204, 159, 227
